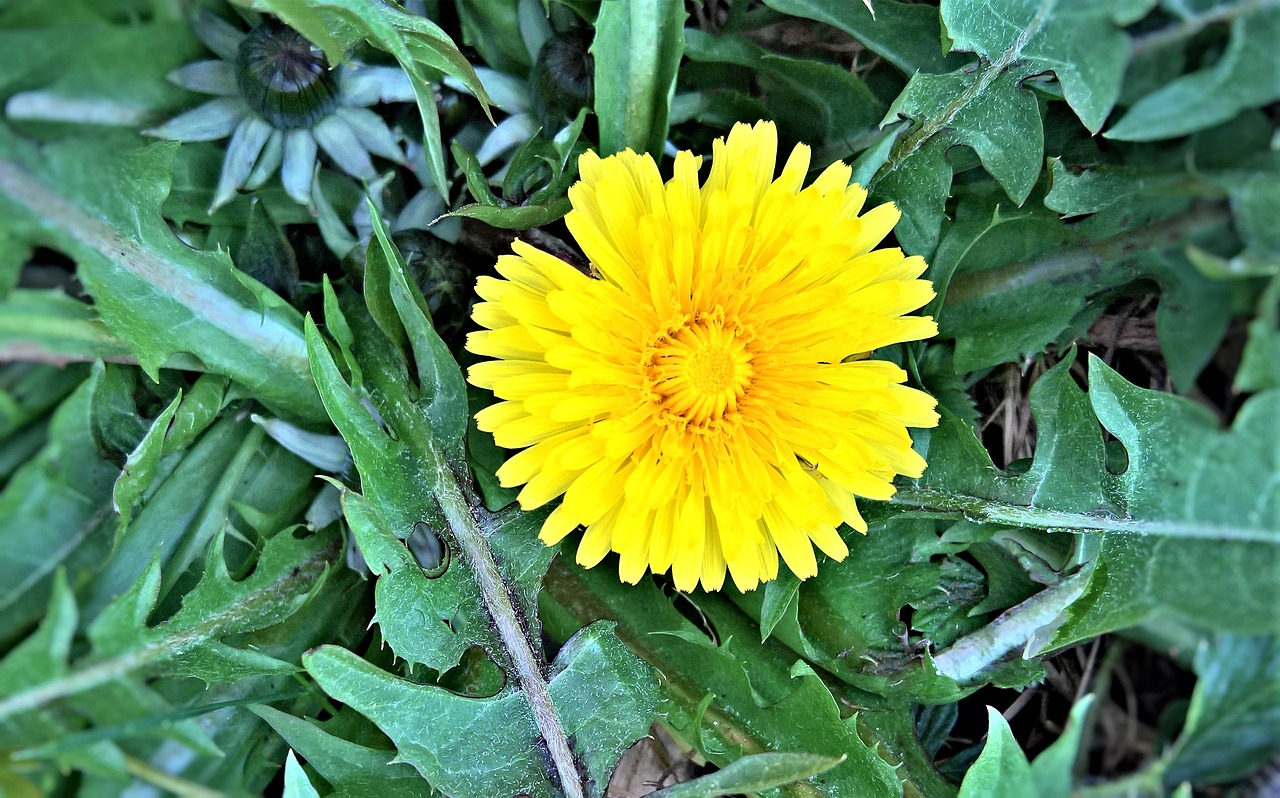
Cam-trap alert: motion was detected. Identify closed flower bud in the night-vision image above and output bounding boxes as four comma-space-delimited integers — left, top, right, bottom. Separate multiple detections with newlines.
235, 20, 338, 130
530, 28, 593, 130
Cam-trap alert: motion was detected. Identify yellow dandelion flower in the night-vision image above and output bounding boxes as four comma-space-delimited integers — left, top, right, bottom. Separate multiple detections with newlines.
466, 120, 939, 592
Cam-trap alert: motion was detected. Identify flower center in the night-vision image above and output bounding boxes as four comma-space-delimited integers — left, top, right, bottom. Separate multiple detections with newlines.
643, 312, 755, 431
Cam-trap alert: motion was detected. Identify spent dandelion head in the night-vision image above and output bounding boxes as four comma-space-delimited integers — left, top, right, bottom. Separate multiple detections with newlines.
466, 120, 939, 592
147, 12, 414, 212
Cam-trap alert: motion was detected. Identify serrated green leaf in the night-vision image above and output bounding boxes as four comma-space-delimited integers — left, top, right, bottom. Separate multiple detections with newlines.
941, 0, 1159, 133
1054, 357, 1280, 639
1161, 635, 1280, 787
0, 525, 335, 725
890, 353, 1280, 647
339, 488, 496, 670
164, 373, 230, 454
1108, 7, 1280, 141
886, 67, 1043, 205
542, 560, 913, 798
304, 621, 658, 798
367, 200, 468, 454
87, 417, 276, 616
732, 516, 975, 703
1044, 159, 1187, 217
111, 388, 181, 535
592, 0, 686, 156
874, 138, 951, 256
252, 704, 429, 797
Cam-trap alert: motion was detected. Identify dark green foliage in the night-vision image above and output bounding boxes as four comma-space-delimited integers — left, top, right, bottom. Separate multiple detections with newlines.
0, 0, 1276, 795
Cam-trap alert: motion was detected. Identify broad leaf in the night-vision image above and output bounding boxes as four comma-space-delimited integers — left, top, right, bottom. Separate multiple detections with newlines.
941, 0, 1158, 133
592, 0, 686, 156
760, 0, 963, 75
304, 622, 658, 798
1161, 635, 1280, 787
1108, 7, 1280, 141
957, 709, 1035, 797
892, 354, 1280, 648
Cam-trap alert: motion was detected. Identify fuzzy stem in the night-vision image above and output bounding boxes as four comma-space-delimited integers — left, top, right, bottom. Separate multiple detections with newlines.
425, 446, 586, 798
932, 571, 1090, 684
542, 558, 825, 798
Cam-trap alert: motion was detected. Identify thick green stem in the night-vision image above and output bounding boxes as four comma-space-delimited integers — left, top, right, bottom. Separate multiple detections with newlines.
542, 559, 825, 798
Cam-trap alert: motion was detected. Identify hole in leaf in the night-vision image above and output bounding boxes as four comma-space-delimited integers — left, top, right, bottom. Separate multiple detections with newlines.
405, 521, 449, 577
435, 644, 506, 698
1104, 439, 1129, 476
897, 604, 916, 639
655, 575, 720, 646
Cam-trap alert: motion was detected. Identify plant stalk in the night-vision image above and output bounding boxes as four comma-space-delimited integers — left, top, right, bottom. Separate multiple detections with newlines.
932, 571, 1090, 683
427, 446, 586, 798
942, 204, 1233, 305
888, 487, 1278, 544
